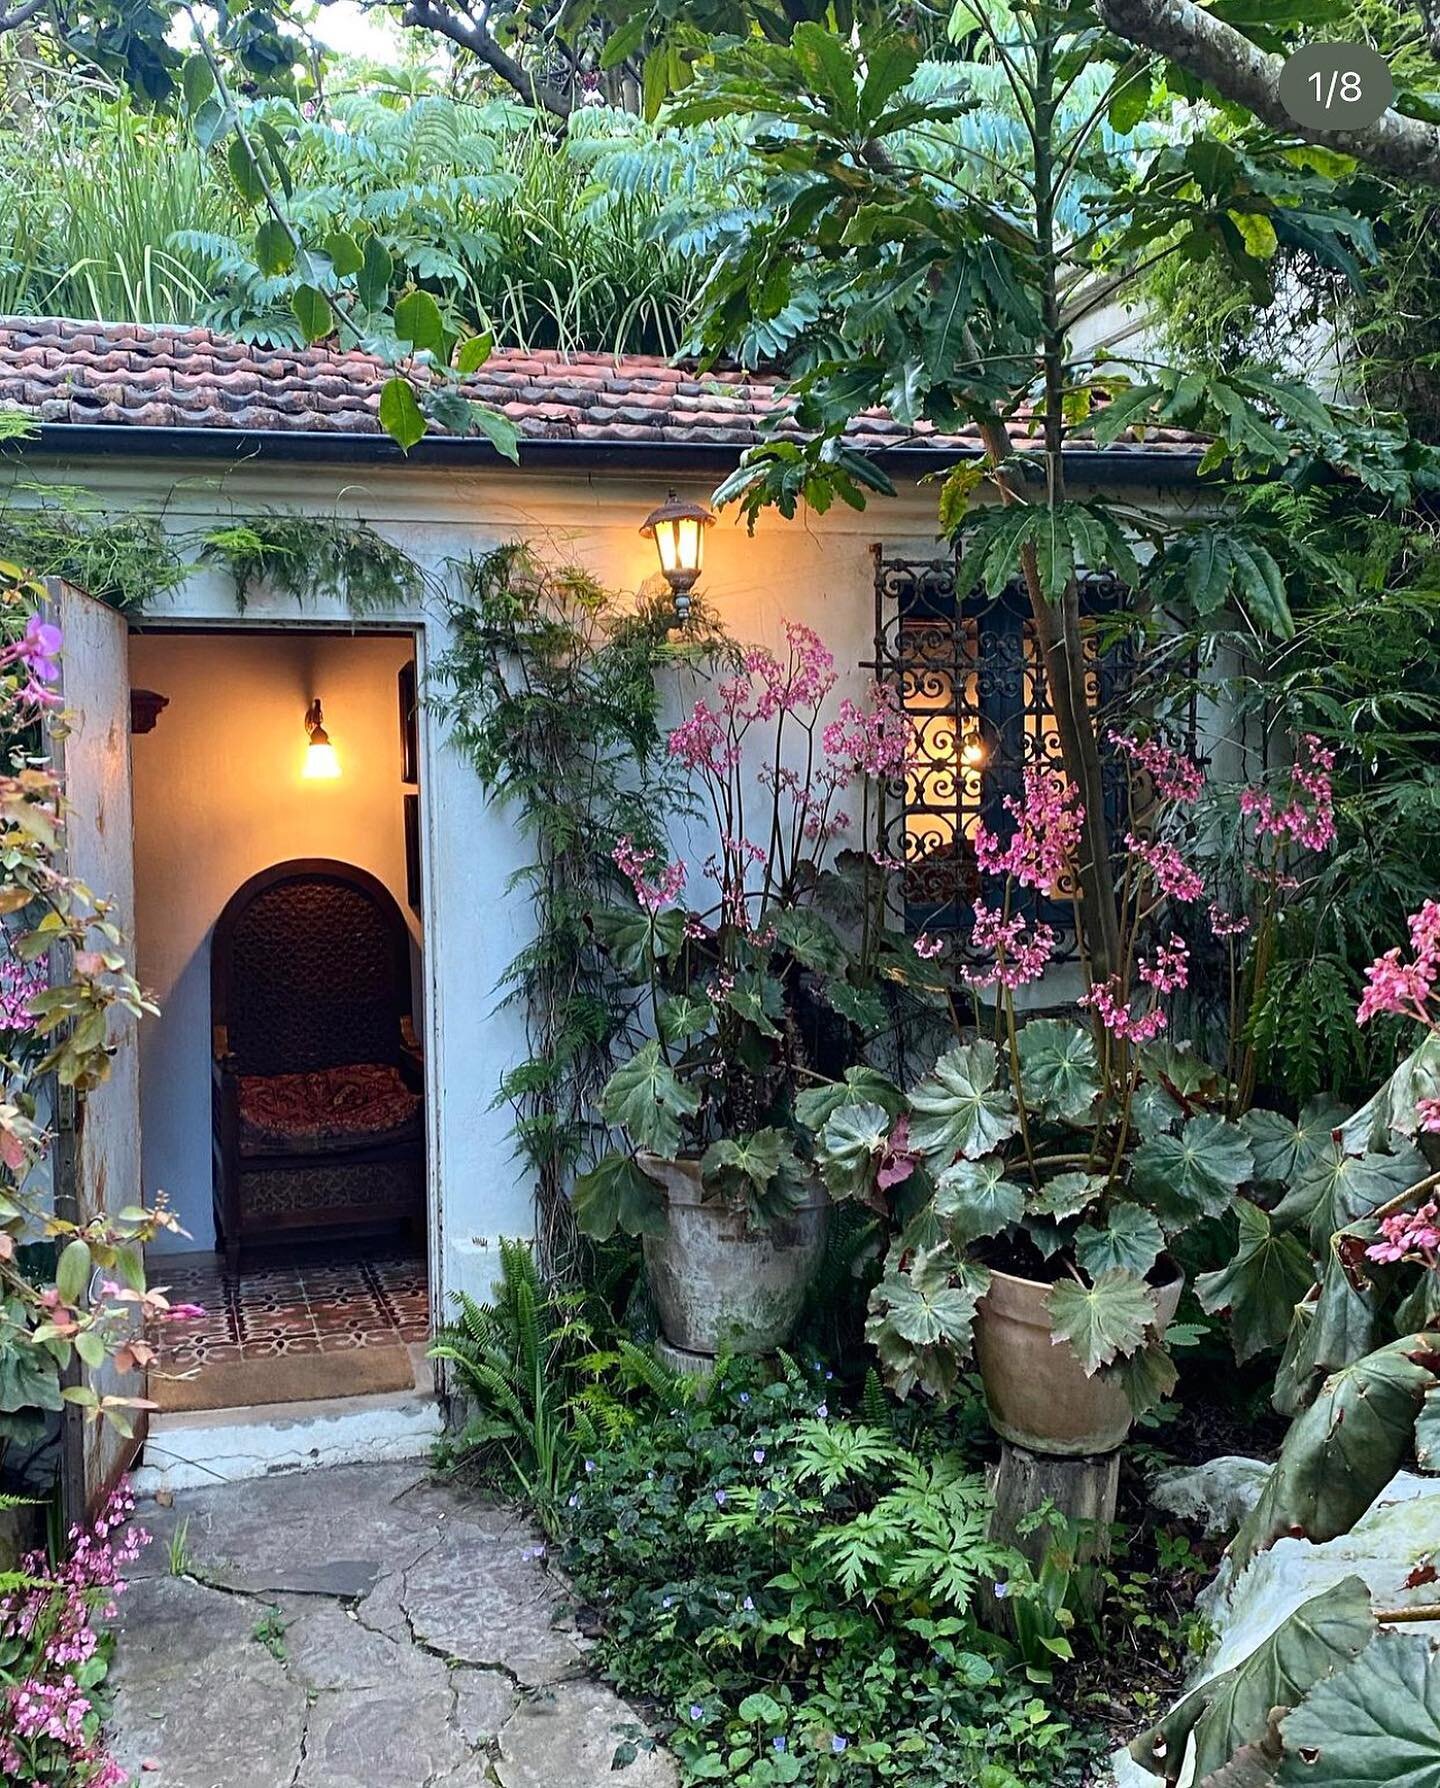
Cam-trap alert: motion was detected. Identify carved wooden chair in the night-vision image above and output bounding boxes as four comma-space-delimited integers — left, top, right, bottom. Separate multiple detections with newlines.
211, 858, 423, 1273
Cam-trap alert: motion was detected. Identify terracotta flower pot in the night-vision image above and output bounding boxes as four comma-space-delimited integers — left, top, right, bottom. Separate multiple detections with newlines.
638, 1153, 829, 1358
973, 1260, 1185, 1457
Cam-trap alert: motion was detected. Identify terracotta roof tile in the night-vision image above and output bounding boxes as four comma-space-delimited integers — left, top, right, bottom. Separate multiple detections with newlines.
0, 317, 1206, 459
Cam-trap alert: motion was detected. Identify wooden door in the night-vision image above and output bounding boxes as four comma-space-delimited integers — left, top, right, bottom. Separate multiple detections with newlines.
48, 581, 146, 1524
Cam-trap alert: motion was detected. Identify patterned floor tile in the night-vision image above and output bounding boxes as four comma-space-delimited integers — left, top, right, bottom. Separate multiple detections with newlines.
155, 1244, 429, 1376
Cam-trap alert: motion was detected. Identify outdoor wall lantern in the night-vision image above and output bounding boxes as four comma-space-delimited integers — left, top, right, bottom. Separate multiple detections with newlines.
641, 489, 714, 620
303, 698, 341, 780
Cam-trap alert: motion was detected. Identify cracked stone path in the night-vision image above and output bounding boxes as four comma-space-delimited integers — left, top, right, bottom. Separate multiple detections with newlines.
111, 1462, 678, 1788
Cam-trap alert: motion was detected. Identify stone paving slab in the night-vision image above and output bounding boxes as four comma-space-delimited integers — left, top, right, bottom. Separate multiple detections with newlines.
110, 1462, 672, 1787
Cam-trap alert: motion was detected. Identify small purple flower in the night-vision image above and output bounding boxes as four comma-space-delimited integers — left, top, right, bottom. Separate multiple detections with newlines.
714, 1489, 727, 1506
567, 1493, 579, 1509
825, 1370, 834, 1381
993, 1581, 1011, 1600
584, 1459, 596, 1474
739, 1392, 750, 1404
773, 1737, 787, 1753
742, 1596, 754, 1611
752, 1447, 766, 1465
831, 1735, 848, 1754
689, 1703, 704, 1721
816, 1403, 829, 1419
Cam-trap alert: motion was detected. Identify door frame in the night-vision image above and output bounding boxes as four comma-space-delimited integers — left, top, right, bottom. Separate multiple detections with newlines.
122, 616, 445, 1343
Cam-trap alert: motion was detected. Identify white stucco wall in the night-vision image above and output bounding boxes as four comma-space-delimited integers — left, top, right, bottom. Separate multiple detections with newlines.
7, 451, 1190, 1313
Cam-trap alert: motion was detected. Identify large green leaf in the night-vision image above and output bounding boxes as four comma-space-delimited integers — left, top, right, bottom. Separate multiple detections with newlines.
378, 375, 425, 450
1131, 1577, 1374, 1783
770, 908, 848, 975
1243, 1100, 1346, 1186
571, 1152, 667, 1242
657, 993, 715, 1045
815, 1100, 892, 1201
702, 1128, 805, 1221
291, 283, 334, 346
908, 1041, 1019, 1163
588, 906, 686, 979
1046, 1271, 1157, 1375
1028, 1170, 1103, 1222
395, 288, 452, 362
724, 972, 785, 1039
1196, 1200, 1315, 1364
1278, 1631, 1440, 1787
865, 1245, 988, 1401
1017, 1018, 1100, 1120
1132, 1114, 1254, 1230
1342, 1033, 1440, 1153
1228, 1333, 1440, 1570
934, 1158, 1025, 1245
1306, 1243, 1379, 1377
1075, 1202, 1165, 1280
597, 1041, 699, 1157
1274, 1138, 1428, 1252
795, 1066, 904, 1133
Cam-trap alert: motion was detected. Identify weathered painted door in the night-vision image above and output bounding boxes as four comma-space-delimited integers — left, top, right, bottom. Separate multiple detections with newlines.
47, 580, 146, 1524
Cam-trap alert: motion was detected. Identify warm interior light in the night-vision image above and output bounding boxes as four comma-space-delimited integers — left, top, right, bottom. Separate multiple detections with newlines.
960, 725, 988, 770
303, 697, 341, 780
641, 489, 714, 618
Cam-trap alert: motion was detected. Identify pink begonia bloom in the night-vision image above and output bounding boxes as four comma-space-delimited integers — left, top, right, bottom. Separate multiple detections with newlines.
746, 622, 838, 720
803, 809, 851, 842
612, 836, 687, 912
973, 769, 1085, 892
0, 950, 45, 1030
821, 685, 914, 779
1239, 734, 1337, 854
1107, 729, 1205, 803
963, 902, 1056, 991
1080, 974, 1168, 1044
1138, 935, 1190, 994
1355, 899, 1440, 1027
1416, 1096, 1440, 1134
1367, 1201, 1440, 1269
913, 932, 945, 961
1208, 902, 1251, 939
668, 700, 736, 775
1125, 832, 1204, 903
1, 1482, 147, 1785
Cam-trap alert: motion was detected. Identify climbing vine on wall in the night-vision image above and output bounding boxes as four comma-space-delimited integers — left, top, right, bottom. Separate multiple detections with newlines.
431, 542, 726, 1273
200, 510, 428, 613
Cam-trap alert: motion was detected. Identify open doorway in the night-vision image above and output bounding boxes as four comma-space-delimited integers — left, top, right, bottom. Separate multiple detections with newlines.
127, 626, 431, 1418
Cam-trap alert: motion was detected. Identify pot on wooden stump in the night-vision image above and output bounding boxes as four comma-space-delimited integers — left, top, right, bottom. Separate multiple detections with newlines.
977, 1260, 1184, 1608
974, 1261, 1184, 1456
639, 1153, 829, 1368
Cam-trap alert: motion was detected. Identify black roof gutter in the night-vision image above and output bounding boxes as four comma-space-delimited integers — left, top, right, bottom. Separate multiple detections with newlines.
17, 423, 1208, 488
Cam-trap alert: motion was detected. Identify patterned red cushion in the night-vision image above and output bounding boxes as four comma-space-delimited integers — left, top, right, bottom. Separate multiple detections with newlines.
238, 1063, 422, 1157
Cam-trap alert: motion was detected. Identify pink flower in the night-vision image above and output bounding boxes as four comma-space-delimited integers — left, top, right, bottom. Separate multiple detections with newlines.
1107, 729, 1204, 803
1138, 935, 1190, 994
1208, 902, 1250, 939
1126, 832, 1204, 903
973, 770, 1085, 892
1080, 974, 1167, 1043
745, 623, 837, 719
821, 685, 913, 779
1367, 1201, 1440, 1269
612, 836, 687, 912
668, 700, 735, 775
963, 902, 1056, 991
1417, 1097, 1440, 1134
1240, 734, 1336, 854
913, 932, 945, 961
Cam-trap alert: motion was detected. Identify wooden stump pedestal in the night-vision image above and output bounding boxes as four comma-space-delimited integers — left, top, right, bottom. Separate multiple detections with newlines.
988, 1442, 1121, 1622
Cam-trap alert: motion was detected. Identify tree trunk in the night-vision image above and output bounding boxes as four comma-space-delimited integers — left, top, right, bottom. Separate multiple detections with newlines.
988, 1442, 1120, 1624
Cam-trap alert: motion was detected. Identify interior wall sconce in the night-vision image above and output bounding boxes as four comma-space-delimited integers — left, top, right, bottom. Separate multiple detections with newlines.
641, 489, 715, 621
303, 698, 341, 780
959, 723, 989, 771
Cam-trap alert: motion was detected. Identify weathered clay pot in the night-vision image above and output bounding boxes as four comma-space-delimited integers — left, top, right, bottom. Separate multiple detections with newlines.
974, 1260, 1185, 1456
639, 1153, 829, 1357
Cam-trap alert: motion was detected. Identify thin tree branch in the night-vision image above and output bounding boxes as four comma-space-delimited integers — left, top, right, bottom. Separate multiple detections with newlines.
399, 0, 572, 118
1097, 0, 1440, 186
0, 0, 46, 31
